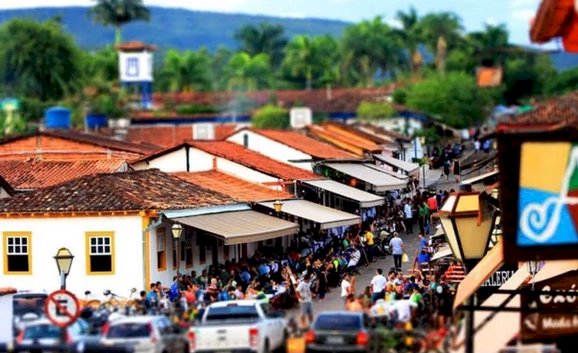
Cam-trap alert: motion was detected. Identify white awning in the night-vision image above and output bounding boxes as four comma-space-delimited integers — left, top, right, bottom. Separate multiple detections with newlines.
373, 154, 420, 176
173, 210, 298, 245
325, 163, 407, 192
364, 164, 408, 180
431, 246, 454, 261
303, 179, 385, 208
461, 170, 499, 185
259, 199, 360, 229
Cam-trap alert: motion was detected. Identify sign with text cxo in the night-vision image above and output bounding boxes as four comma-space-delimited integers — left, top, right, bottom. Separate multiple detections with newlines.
521, 269, 578, 342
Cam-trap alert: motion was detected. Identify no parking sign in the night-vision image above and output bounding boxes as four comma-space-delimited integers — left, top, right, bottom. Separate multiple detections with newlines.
43, 290, 80, 328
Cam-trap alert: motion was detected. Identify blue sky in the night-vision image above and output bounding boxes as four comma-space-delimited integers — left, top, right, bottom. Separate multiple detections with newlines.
0, 0, 547, 46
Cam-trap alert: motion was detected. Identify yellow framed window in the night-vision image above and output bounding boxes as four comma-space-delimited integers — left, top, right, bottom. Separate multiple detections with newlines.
85, 232, 115, 275
157, 229, 166, 271
3, 232, 32, 274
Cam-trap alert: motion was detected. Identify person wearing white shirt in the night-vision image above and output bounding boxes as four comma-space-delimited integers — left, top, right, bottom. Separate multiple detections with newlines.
370, 268, 387, 302
389, 298, 418, 323
403, 201, 413, 233
341, 273, 353, 299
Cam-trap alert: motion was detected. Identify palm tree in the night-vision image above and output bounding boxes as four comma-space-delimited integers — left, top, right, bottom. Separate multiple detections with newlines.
89, 0, 150, 45
234, 23, 287, 68
467, 24, 510, 66
160, 49, 212, 92
416, 12, 463, 73
283, 35, 316, 90
224, 52, 272, 91
341, 17, 405, 87
395, 7, 423, 73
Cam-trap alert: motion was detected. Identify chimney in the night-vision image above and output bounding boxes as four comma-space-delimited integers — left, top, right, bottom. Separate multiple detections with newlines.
243, 133, 249, 148
212, 157, 217, 171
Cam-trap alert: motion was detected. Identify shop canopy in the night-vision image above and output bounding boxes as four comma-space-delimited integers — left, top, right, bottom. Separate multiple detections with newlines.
460, 170, 499, 186
303, 179, 385, 208
451, 265, 530, 353
259, 199, 360, 230
373, 154, 420, 176
325, 163, 407, 192
172, 210, 298, 245
453, 241, 505, 311
431, 246, 454, 262
453, 260, 578, 353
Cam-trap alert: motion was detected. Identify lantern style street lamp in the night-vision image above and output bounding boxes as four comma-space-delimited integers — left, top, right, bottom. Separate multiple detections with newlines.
438, 191, 499, 353
438, 191, 499, 271
273, 200, 284, 214
172, 223, 183, 274
54, 248, 74, 290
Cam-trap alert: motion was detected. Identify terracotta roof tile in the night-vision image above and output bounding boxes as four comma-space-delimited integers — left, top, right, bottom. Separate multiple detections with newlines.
253, 129, 355, 159
0, 131, 160, 160
124, 125, 237, 147
172, 171, 292, 202
188, 141, 320, 181
0, 159, 128, 190
125, 126, 194, 148
0, 169, 236, 214
307, 123, 383, 156
151, 86, 396, 114
497, 91, 578, 132
0, 287, 17, 296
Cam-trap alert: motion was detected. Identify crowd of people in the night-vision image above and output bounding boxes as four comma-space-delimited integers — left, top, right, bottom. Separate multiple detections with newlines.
115, 187, 459, 350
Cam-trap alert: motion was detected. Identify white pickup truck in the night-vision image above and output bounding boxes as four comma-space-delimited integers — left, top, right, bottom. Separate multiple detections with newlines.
188, 300, 286, 353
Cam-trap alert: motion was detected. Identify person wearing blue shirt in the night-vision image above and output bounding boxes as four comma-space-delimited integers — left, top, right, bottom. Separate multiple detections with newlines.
146, 283, 158, 311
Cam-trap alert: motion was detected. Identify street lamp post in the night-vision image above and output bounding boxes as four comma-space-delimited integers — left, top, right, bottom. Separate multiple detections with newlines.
171, 223, 183, 274
54, 248, 74, 290
438, 191, 499, 353
53, 248, 74, 349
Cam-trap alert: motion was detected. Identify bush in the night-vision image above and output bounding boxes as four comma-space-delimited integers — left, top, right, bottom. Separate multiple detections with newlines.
356, 101, 395, 121
252, 104, 289, 129
175, 104, 218, 115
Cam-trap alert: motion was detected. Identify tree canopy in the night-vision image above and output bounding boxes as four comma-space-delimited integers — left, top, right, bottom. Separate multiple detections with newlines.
89, 0, 150, 44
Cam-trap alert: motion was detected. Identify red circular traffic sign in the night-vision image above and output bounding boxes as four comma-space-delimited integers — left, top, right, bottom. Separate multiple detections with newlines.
44, 289, 81, 328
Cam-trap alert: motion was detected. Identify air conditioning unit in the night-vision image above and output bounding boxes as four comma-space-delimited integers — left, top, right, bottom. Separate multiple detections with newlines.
290, 107, 312, 128
193, 123, 215, 140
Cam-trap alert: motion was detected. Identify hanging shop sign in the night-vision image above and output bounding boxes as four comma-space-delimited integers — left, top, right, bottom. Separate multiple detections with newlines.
498, 128, 578, 261
521, 269, 578, 342
477, 262, 518, 303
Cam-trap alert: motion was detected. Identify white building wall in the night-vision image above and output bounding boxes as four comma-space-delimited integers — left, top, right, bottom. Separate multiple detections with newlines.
227, 131, 313, 171
132, 147, 189, 172
0, 216, 144, 299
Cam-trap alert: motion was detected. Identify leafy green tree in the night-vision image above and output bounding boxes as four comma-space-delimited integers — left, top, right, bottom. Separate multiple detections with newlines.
89, 0, 151, 45
224, 52, 272, 91
356, 101, 395, 121
502, 52, 555, 104
0, 19, 83, 101
211, 46, 233, 91
234, 23, 287, 68
282, 35, 339, 89
405, 72, 493, 128
545, 66, 578, 96
252, 104, 289, 129
83, 46, 118, 83
341, 17, 405, 86
415, 12, 463, 73
158, 49, 212, 92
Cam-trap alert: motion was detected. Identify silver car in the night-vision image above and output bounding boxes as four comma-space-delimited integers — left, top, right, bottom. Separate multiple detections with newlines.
101, 315, 188, 353
17, 318, 97, 347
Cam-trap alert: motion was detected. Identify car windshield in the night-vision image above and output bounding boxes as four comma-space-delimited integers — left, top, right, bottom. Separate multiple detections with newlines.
24, 324, 61, 339
314, 315, 361, 331
205, 305, 259, 321
107, 323, 151, 338
13, 294, 46, 318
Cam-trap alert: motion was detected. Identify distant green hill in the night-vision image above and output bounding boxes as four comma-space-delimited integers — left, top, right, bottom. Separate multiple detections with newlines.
0, 6, 349, 52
